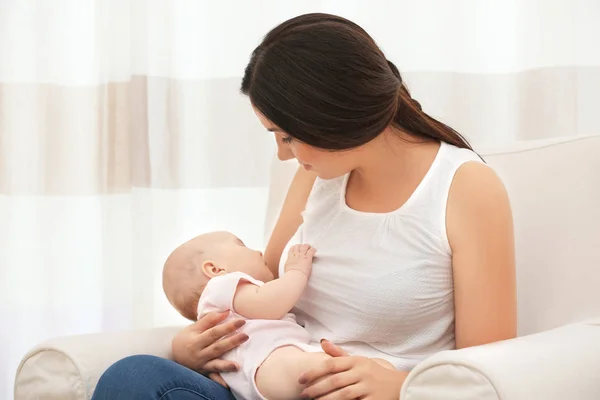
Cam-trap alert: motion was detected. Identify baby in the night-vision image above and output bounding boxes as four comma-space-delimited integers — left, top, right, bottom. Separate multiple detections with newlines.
162, 231, 329, 400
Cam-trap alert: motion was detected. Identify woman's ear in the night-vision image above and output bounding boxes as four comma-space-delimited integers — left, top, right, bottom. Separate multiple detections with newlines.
201, 260, 225, 278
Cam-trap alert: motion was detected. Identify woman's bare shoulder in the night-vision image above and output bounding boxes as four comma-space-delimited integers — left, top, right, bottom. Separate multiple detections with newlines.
446, 161, 512, 247
448, 161, 509, 212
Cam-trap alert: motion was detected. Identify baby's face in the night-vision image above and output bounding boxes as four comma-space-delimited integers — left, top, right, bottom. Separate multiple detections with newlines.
207, 232, 274, 282
162, 231, 274, 320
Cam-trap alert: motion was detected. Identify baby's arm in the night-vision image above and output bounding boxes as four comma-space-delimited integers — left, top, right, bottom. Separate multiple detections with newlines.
233, 244, 315, 320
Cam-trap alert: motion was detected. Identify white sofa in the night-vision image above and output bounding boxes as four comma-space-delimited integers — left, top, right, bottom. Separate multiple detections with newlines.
14, 135, 600, 399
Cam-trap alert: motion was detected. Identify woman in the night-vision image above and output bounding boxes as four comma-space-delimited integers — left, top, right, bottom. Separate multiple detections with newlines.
93, 13, 516, 400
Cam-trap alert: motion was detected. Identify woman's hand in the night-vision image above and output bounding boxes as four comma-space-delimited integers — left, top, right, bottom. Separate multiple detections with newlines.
298, 340, 407, 399
171, 311, 249, 385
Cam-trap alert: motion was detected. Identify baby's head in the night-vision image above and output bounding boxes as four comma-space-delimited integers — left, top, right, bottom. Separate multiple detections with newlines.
162, 231, 274, 321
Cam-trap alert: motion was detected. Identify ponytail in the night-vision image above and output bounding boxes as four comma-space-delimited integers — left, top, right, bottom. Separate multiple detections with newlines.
387, 60, 473, 150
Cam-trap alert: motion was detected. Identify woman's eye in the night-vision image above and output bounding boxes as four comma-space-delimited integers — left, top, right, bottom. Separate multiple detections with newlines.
281, 136, 293, 144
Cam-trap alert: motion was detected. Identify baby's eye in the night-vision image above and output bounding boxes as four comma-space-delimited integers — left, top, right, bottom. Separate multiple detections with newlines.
281, 136, 293, 144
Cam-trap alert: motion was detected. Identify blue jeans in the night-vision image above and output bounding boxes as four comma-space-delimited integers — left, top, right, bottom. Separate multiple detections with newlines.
91, 355, 236, 400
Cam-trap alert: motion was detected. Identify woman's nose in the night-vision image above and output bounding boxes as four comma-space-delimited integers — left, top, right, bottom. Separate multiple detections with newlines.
277, 144, 295, 161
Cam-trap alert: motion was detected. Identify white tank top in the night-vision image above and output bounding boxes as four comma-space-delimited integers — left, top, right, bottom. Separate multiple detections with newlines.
279, 141, 484, 370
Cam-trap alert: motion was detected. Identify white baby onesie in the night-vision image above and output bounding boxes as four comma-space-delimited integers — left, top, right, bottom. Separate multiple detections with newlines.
197, 271, 321, 400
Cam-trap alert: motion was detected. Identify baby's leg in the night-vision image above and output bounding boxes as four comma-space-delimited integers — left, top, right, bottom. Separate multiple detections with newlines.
255, 345, 330, 400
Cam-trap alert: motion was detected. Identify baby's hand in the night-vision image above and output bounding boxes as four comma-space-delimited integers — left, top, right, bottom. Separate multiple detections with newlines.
284, 244, 316, 278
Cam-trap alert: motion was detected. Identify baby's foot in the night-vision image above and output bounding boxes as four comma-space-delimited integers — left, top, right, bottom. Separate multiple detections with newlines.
284, 244, 316, 277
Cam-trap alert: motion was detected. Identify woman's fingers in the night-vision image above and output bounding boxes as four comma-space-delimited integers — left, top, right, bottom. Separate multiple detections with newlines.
193, 311, 230, 332
320, 339, 349, 357
200, 331, 249, 361
298, 356, 353, 385
202, 358, 239, 374
196, 317, 246, 349
172, 312, 248, 372
301, 370, 360, 399
314, 383, 365, 400
208, 372, 230, 388
208, 372, 228, 388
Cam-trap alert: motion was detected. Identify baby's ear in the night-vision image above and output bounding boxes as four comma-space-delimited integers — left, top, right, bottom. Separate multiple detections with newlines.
201, 260, 224, 278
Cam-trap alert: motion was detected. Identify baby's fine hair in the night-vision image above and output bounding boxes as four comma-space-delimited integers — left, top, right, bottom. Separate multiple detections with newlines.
162, 237, 210, 321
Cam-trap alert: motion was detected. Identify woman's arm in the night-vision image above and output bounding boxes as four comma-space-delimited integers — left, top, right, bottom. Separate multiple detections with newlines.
447, 162, 518, 349
264, 166, 316, 277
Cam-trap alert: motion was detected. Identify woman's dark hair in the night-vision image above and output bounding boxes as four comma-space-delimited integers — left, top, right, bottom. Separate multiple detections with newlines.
241, 13, 473, 151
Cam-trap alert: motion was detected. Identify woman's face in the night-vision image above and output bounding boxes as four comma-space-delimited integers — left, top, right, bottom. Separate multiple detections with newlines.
253, 107, 360, 180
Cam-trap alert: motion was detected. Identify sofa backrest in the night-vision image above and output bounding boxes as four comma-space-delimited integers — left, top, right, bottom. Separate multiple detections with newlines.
483, 135, 600, 334
264, 135, 600, 336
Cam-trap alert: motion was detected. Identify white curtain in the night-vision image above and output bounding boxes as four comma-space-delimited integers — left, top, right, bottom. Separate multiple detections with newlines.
1, 0, 598, 398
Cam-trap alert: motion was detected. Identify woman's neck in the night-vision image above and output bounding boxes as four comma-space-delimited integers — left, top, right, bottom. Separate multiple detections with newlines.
351, 129, 439, 189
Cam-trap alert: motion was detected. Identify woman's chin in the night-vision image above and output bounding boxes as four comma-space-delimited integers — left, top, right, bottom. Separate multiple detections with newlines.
300, 162, 348, 180
314, 170, 346, 180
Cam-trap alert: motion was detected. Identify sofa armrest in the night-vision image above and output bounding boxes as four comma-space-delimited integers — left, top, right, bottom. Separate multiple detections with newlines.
401, 320, 600, 400
14, 326, 184, 400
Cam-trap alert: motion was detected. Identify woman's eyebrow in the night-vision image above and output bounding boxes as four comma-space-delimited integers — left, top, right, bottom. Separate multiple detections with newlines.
266, 127, 281, 132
